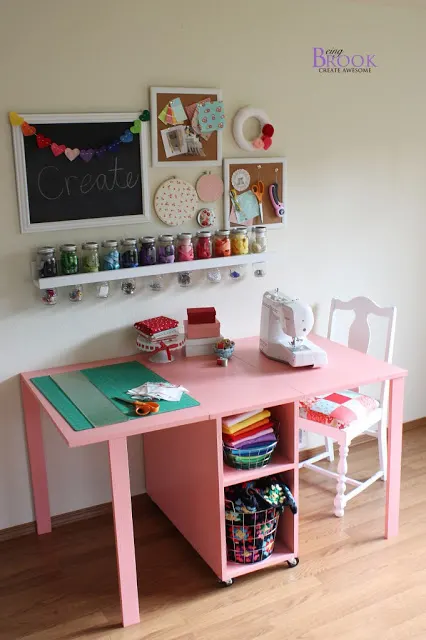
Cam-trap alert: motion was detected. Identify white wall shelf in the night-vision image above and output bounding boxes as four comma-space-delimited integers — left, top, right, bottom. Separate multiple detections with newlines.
33, 253, 272, 289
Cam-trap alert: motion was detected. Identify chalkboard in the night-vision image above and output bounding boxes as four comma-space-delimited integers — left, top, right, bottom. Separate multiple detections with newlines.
11, 113, 150, 233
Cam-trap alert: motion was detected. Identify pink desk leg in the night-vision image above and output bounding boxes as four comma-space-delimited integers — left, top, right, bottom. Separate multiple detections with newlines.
108, 437, 140, 627
21, 380, 51, 535
385, 377, 405, 539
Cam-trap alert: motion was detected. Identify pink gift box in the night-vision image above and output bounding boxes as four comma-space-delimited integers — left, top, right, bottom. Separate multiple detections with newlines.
184, 319, 221, 339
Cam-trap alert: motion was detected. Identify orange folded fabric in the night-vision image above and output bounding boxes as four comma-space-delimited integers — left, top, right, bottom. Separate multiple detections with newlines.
222, 417, 270, 441
223, 419, 274, 445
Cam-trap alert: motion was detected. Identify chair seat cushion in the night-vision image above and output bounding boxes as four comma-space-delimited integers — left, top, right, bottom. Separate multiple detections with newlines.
299, 390, 380, 430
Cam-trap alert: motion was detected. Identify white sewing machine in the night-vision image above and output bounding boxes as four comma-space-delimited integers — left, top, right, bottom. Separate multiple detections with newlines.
260, 290, 327, 367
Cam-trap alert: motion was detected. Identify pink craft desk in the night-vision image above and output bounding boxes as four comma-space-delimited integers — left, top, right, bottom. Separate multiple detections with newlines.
20, 336, 407, 628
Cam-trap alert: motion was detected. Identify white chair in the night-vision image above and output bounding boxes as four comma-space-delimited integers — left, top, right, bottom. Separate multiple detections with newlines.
299, 297, 397, 517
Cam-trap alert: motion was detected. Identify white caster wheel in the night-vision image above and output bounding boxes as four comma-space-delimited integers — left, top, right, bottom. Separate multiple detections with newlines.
218, 578, 234, 587
287, 557, 299, 568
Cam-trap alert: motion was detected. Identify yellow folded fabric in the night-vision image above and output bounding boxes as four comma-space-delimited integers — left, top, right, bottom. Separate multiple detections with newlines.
222, 409, 271, 435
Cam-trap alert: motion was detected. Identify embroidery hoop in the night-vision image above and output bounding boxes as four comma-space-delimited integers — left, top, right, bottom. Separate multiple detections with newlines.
233, 106, 270, 152
154, 178, 197, 226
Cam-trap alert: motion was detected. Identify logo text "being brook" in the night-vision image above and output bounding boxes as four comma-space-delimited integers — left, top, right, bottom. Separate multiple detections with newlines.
313, 48, 377, 73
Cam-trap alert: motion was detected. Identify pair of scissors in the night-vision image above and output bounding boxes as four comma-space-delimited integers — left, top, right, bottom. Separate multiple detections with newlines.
251, 181, 264, 223
113, 397, 160, 416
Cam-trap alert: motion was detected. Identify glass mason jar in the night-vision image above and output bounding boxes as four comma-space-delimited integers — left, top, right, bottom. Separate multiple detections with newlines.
196, 231, 212, 259
37, 247, 57, 278
120, 238, 139, 268
82, 242, 100, 273
139, 236, 157, 266
214, 230, 231, 257
250, 226, 268, 253
176, 233, 194, 262
102, 240, 120, 270
157, 235, 175, 264
230, 228, 249, 256
60, 244, 79, 275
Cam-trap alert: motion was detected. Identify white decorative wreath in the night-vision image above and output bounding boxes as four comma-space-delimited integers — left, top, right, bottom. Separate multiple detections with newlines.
232, 106, 275, 152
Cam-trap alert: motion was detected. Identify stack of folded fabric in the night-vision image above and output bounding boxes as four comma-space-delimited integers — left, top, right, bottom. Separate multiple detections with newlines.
222, 409, 278, 469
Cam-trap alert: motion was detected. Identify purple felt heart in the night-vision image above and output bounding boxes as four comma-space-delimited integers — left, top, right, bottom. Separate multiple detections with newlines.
80, 148, 94, 162
95, 145, 107, 159
108, 140, 120, 153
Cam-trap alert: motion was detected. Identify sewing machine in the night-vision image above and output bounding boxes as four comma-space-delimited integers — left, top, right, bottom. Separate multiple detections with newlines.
260, 290, 327, 367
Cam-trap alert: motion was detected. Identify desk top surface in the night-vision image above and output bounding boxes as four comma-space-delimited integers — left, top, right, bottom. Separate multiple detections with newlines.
21, 335, 407, 447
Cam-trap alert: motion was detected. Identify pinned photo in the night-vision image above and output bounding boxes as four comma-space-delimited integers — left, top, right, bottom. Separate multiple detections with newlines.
161, 125, 188, 158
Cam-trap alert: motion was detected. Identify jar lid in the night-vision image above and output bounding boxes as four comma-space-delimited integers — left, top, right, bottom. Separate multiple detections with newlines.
230, 227, 248, 235
60, 244, 77, 252
216, 229, 230, 237
253, 226, 267, 234
198, 231, 211, 237
122, 238, 137, 246
102, 240, 118, 248
159, 235, 174, 242
140, 236, 155, 243
38, 246, 55, 255
82, 242, 99, 249
179, 232, 193, 238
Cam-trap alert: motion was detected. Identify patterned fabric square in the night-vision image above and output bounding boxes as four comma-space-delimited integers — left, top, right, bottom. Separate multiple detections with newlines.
299, 389, 380, 430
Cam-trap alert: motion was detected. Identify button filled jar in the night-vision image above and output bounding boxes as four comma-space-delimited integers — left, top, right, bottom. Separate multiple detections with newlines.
196, 231, 212, 259
176, 233, 194, 262
250, 226, 268, 253
102, 240, 120, 270
230, 228, 249, 256
37, 247, 58, 278
60, 244, 79, 275
214, 230, 231, 257
82, 242, 100, 273
120, 238, 139, 268
139, 237, 157, 266
157, 235, 175, 264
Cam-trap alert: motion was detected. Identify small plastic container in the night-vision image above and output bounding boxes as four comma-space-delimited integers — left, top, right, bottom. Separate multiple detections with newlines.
120, 238, 139, 268
102, 240, 120, 271
68, 284, 83, 302
41, 288, 58, 305
250, 226, 267, 253
60, 244, 79, 275
176, 233, 194, 262
214, 230, 231, 257
37, 247, 57, 278
230, 228, 249, 256
196, 231, 212, 259
157, 235, 175, 264
82, 242, 100, 273
139, 237, 157, 266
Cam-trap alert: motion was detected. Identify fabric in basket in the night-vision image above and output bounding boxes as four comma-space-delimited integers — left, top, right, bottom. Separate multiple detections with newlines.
299, 389, 380, 430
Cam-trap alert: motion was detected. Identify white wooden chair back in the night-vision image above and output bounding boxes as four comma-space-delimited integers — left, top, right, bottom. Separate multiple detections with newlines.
327, 296, 397, 407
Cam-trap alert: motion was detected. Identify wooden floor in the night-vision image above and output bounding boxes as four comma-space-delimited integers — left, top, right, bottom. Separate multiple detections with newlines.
1, 429, 426, 640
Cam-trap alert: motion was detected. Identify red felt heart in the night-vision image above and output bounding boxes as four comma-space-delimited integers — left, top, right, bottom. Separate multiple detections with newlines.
36, 134, 52, 149
262, 135, 273, 151
21, 122, 36, 136
51, 143, 66, 157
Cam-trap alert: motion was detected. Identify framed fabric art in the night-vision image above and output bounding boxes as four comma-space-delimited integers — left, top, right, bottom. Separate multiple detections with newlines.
150, 87, 223, 167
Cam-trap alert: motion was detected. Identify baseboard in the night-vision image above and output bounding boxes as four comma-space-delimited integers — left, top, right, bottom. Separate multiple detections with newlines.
1, 417, 424, 543
0, 494, 147, 543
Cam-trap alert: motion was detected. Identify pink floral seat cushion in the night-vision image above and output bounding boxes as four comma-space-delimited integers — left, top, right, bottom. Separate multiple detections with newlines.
299, 390, 380, 430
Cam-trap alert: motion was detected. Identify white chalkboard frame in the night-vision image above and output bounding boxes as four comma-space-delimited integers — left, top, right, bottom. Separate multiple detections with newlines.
11, 112, 150, 233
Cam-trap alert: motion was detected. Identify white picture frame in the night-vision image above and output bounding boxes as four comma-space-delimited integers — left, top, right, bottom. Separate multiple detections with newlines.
11, 112, 150, 233
223, 157, 287, 230
150, 87, 223, 167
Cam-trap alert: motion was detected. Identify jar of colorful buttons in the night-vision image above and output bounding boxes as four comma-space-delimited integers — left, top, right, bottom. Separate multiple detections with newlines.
82, 242, 100, 273
60, 244, 79, 275
120, 238, 139, 268
101, 240, 120, 271
158, 235, 175, 264
196, 231, 212, 259
37, 247, 57, 278
176, 233, 194, 262
139, 237, 157, 266
250, 226, 267, 253
214, 230, 231, 257
230, 228, 249, 256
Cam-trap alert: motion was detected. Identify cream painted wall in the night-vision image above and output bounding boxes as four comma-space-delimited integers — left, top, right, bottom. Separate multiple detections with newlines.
0, 0, 424, 530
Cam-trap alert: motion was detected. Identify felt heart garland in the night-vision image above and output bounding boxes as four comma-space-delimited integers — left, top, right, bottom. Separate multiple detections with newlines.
8, 110, 150, 162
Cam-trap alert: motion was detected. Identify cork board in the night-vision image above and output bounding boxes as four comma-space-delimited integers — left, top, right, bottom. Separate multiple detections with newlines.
150, 87, 223, 167
223, 157, 287, 229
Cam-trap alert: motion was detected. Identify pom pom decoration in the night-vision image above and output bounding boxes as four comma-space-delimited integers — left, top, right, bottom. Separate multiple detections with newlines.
262, 136, 273, 151
232, 106, 274, 152
262, 123, 274, 137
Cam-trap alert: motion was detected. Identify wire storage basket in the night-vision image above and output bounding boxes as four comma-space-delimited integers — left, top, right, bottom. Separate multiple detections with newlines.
223, 420, 279, 470
225, 499, 280, 564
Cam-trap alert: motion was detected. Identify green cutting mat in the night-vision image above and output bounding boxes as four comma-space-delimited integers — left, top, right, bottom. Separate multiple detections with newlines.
31, 361, 200, 431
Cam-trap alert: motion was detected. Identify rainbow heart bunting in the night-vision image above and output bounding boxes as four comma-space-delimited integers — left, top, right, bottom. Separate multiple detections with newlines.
107, 140, 120, 153
130, 119, 141, 134
80, 148, 94, 162
139, 110, 150, 122
120, 129, 133, 143
51, 143, 66, 157
21, 122, 36, 136
65, 148, 80, 161
36, 134, 51, 149
9, 111, 24, 126
95, 145, 107, 158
